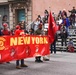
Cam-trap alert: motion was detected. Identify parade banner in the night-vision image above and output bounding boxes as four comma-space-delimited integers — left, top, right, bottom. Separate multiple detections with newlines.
0, 35, 50, 63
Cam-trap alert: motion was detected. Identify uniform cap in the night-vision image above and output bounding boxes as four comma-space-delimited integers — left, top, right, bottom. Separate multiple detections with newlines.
16, 25, 20, 29
3, 23, 8, 27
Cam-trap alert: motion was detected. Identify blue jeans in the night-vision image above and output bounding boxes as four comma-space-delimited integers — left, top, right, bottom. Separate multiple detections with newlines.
66, 27, 69, 36
51, 42, 56, 54
16, 59, 24, 66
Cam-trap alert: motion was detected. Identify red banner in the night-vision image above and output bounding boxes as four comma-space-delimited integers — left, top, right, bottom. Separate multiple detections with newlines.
0, 35, 50, 63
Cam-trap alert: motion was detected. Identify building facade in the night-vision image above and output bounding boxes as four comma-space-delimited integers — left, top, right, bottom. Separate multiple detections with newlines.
32, 0, 76, 20
0, 0, 76, 29
0, 0, 32, 29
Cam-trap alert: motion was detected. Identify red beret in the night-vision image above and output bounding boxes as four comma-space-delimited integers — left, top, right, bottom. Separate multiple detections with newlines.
3, 23, 8, 27
16, 25, 20, 29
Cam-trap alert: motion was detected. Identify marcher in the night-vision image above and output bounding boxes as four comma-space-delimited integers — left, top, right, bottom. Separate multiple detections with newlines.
43, 23, 50, 61
0, 28, 2, 36
34, 23, 43, 62
15, 25, 28, 69
51, 33, 58, 54
1, 23, 10, 35
0, 28, 2, 64
1, 23, 11, 63
29, 28, 34, 35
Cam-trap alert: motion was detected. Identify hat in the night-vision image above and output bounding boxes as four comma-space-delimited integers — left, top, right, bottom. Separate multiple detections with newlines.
16, 25, 20, 29
3, 23, 8, 27
63, 9, 66, 11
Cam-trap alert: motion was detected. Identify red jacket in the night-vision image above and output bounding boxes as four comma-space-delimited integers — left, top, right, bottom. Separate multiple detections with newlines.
2, 29, 10, 35
15, 29, 25, 36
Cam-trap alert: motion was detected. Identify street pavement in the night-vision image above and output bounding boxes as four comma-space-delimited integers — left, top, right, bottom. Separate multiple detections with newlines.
0, 52, 76, 75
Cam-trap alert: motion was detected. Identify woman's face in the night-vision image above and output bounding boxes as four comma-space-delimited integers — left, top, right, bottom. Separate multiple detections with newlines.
4, 26, 7, 30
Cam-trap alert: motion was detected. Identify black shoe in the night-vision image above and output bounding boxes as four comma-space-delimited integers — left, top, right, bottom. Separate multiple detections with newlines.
38, 60, 43, 62
6, 62, 10, 63
0, 62, 3, 64
35, 60, 43, 63
35, 60, 39, 62
21, 64, 28, 67
54, 52, 56, 54
43, 59, 49, 61
16, 66, 21, 69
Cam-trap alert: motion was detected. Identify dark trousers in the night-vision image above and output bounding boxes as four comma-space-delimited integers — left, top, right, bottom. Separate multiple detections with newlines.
16, 59, 24, 66
72, 17, 75, 25
51, 42, 56, 53
61, 38, 67, 46
35, 56, 41, 61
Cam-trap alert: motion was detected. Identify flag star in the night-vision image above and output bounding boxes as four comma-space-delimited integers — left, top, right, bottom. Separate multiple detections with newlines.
52, 22, 55, 28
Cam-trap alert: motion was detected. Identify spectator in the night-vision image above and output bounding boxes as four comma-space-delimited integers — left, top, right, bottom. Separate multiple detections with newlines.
62, 15, 70, 36
67, 38, 74, 52
69, 6, 76, 26
21, 21, 26, 29
60, 25, 68, 46
43, 10, 49, 24
34, 18, 40, 31
58, 10, 62, 16
61, 9, 67, 17
1, 23, 10, 35
69, 6, 76, 14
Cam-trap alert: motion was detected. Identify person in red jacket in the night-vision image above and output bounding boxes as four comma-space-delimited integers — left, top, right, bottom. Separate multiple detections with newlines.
2, 23, 10, 35
1, 23, 10, 63
15, 25, 27, 36
14, 25, 21, 36
15, 25, 28, 69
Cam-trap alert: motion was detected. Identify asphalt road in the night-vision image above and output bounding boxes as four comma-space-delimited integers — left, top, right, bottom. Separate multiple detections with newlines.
0, 52, 76, 75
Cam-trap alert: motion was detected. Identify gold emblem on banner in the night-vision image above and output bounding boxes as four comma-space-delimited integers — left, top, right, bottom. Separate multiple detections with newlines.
25, 45, 31, 56
10, 48, 16, 57
0, 37, 6, 50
